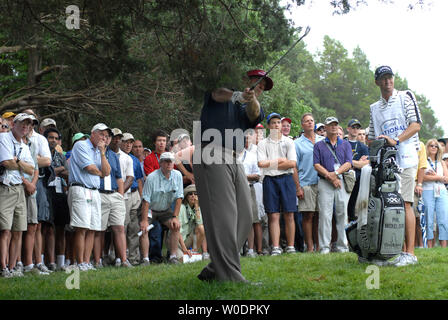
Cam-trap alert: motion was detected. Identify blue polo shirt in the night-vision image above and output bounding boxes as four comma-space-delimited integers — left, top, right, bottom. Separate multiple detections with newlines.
99, 148, 122, 191
295, 134, 325, 186
69, 139, 102, 189
313, 137, 353, 174
129, 153, 144, 190
142, 169, 184, 211
348, 140, 369, 179
199, 92, 265, 153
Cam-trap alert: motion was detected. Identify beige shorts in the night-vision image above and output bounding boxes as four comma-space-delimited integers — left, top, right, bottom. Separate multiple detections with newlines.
26, 196, 38, 224
0, 184, 27, 232
399, 166, 417, 204
412, 193, 421, 218
68, 186, 101, 231
250, 185, 260, 223
298, 184, 319, 213
100, 192, 126, 231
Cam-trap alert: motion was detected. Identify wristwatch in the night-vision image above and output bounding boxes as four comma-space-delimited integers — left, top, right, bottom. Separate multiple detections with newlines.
394, 137, 400, 146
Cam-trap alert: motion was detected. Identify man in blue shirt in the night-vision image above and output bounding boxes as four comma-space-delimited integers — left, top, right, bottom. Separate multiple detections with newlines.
139, 152, 184, 264
313, 117, 353, 254
68, 123, 111, 271
193, 69, 268, 282
295, 113, 324, 252
92, 131, 129, 268
346, 119, 369, 222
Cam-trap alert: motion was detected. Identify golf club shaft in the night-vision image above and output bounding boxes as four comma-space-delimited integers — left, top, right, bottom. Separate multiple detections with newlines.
250, 26, 311, 91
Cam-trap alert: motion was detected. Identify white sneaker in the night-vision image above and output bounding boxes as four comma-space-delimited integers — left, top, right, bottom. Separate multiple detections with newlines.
393, 252, 417, 267
16, 261, 24, 273
24, 265, 50, 275
285, 246, 296, 254
202, 252, 210, 260
78, 263, 89, 272
247, 251, 257, 258
271, 247, 282, 256
320, 248, 330, 254
1, 268, 12, 278
10, 268, 24, 277
36, 263, 53, 274
87, 263, 97, 271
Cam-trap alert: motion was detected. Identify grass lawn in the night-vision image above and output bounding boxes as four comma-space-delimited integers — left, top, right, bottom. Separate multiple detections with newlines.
1, 247, 447, 300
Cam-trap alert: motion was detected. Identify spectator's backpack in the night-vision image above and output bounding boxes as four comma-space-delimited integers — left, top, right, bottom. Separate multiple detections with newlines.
346, 138, 405, 261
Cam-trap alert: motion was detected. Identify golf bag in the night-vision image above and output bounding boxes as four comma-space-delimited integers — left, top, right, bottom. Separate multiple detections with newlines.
346, 138, 405, 261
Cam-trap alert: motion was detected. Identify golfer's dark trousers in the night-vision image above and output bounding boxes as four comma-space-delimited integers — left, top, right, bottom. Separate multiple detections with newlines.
193, 146, 252, 282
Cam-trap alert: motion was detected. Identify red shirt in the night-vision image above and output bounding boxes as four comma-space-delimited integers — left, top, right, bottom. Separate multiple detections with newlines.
143, 152, 161, 176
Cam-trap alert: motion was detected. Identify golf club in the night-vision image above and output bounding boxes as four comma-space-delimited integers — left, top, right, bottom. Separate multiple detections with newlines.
250, 26, 311, 91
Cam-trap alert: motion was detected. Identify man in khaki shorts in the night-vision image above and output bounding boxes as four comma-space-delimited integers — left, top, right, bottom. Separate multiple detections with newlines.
92, 132, 130, 268
0, 113, 36, 277
68, 123, 111, 271
368, 66, 422, 266
294, 113, 324, 252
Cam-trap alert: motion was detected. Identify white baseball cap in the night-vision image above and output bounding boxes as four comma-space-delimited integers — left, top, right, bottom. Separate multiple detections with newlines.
122, 133, 135, 141
40, 118, 57, 128
159, 152, 175, 162
92, 123, 111, 133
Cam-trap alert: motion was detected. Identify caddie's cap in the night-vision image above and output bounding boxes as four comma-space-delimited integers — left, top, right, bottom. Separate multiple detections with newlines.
325, 116, 339, 125
159, 152, 175, 162
40, 118, 57, 128
374, 66, 394, 80
2, 111, 16, 119
247, 69, 273, 91
266, 112, 281, 124
72, 132, 89, 145
347, 119, 361, 127
122, 133, 135, 141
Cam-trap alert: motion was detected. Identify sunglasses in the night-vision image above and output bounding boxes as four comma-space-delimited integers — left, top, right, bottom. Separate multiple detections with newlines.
351, 126, 361, 129
429, 144, 439, 148
188, 192, 197, 196
1, 124, 9, 129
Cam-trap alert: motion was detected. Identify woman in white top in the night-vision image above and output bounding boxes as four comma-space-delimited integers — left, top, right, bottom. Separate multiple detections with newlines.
422, 139, 448, 248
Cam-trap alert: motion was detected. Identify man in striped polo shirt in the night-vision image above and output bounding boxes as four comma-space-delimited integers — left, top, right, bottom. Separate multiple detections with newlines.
368, 65, 422, 267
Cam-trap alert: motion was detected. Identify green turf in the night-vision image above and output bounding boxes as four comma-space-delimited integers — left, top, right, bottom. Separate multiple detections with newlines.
1, 248, 447, 300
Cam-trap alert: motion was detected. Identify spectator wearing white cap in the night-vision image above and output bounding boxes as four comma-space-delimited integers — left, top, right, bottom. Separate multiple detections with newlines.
68, 123, 111, 271
121, 133, 145, 266
315, 123, 326, 137
139, 152, 184, 264
0, 113, 35, 277
21, 109, 52, 272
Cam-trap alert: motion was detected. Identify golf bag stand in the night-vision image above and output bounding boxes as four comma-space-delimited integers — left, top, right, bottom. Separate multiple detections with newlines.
346, 138, 405, 261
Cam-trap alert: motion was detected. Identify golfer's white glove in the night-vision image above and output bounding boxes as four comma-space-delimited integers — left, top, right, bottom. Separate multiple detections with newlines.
231, 91, 245, 104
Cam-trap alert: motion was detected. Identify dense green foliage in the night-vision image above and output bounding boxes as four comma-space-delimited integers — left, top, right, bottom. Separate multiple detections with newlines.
0, 0, 442, 149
